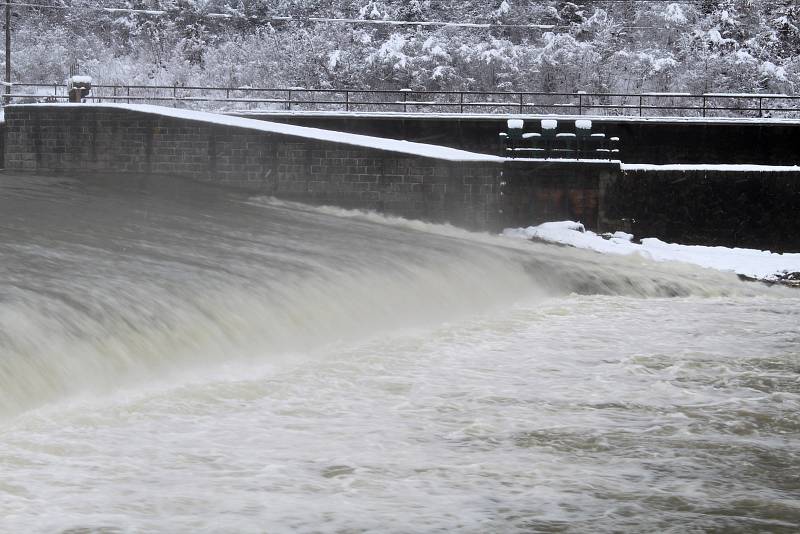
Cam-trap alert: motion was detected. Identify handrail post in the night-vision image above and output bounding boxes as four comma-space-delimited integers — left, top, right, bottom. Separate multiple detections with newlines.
403, 89, 407, 112
459, 91, 464, 113
578, 93, 582, 115
519, 92, 523, 113
758, 96, 763, 117
638, 95, 643, 117
345, 90, 349, 111
287, 89, 292, 111
127, 86, 130, 105
702, 96, 706, 117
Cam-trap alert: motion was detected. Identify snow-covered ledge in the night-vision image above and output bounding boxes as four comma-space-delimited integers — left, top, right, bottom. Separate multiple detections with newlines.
623, 163, 800, 172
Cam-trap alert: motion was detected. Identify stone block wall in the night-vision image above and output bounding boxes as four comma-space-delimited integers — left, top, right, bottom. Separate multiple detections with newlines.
4, 105, 505, 230
15, 105, 795, 250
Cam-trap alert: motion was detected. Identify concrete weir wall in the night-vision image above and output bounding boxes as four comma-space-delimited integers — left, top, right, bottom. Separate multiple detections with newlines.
3, 104, 611, 231
235, 112, 800, 165
4, 105, 797, 250
608, 167, 800, 252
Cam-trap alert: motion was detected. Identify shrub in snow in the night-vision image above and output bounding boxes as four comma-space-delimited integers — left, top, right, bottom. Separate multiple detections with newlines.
664, 3, 688, 25
494, 1, 511, 20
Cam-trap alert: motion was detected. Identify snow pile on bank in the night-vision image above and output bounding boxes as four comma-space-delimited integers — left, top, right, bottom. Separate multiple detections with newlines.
503, 221, 800, 282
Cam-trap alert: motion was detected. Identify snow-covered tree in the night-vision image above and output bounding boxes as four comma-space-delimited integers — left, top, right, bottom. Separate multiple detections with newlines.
3, 0, 798, 96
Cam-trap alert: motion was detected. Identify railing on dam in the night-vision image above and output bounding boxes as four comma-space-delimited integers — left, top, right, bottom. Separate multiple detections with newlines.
5, 83, 800, 119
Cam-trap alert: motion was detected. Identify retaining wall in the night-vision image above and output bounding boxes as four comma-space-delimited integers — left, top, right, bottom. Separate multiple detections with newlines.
3, 105, 611, 231
11, 105, 793, 250
4, 105, 505, 229
606, 168, 800, 252
235, 113, 800, 166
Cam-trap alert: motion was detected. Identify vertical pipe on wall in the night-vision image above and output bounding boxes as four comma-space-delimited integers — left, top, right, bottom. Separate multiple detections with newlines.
4, 0, 11, 104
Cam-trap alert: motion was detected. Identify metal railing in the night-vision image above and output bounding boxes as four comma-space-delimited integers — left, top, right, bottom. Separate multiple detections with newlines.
4, 84, 800, 118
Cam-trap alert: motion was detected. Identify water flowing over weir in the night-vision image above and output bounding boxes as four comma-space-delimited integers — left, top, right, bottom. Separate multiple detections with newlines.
1, 173, 799, 532
0, 174, 746, 417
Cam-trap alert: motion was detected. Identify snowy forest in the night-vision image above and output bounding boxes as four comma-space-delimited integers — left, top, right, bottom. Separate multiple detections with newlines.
10, 0, 800, 95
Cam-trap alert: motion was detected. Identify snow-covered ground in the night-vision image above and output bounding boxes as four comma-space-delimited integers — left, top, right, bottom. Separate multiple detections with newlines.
503, 221, 800, 283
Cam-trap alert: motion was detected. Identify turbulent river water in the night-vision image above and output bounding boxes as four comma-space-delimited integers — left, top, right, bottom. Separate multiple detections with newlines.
0, 173, 798, 533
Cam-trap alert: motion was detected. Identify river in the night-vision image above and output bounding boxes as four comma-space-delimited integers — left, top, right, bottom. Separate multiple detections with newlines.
1, 173, 798, 533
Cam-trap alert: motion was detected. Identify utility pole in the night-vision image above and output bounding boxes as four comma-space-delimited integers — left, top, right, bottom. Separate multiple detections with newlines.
4, 0, 10, 104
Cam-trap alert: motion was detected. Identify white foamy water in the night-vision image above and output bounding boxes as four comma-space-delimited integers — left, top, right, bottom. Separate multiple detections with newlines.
1, 174, 798, 533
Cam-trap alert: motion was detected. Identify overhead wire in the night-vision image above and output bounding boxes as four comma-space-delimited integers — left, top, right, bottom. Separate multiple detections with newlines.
3, 1, 723, 32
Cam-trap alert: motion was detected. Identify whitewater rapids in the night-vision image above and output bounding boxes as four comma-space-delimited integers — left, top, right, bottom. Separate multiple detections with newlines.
0, 173, 797, 533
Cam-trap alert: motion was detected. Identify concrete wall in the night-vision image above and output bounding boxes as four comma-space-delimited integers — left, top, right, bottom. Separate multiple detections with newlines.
605, 168, 800, 252
4, 105, 614, 232
235, 113, 800, 166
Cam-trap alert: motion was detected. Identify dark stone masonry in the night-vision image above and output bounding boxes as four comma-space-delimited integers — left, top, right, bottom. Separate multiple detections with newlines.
3, 105, 611, 231
5, 105, 798, 250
